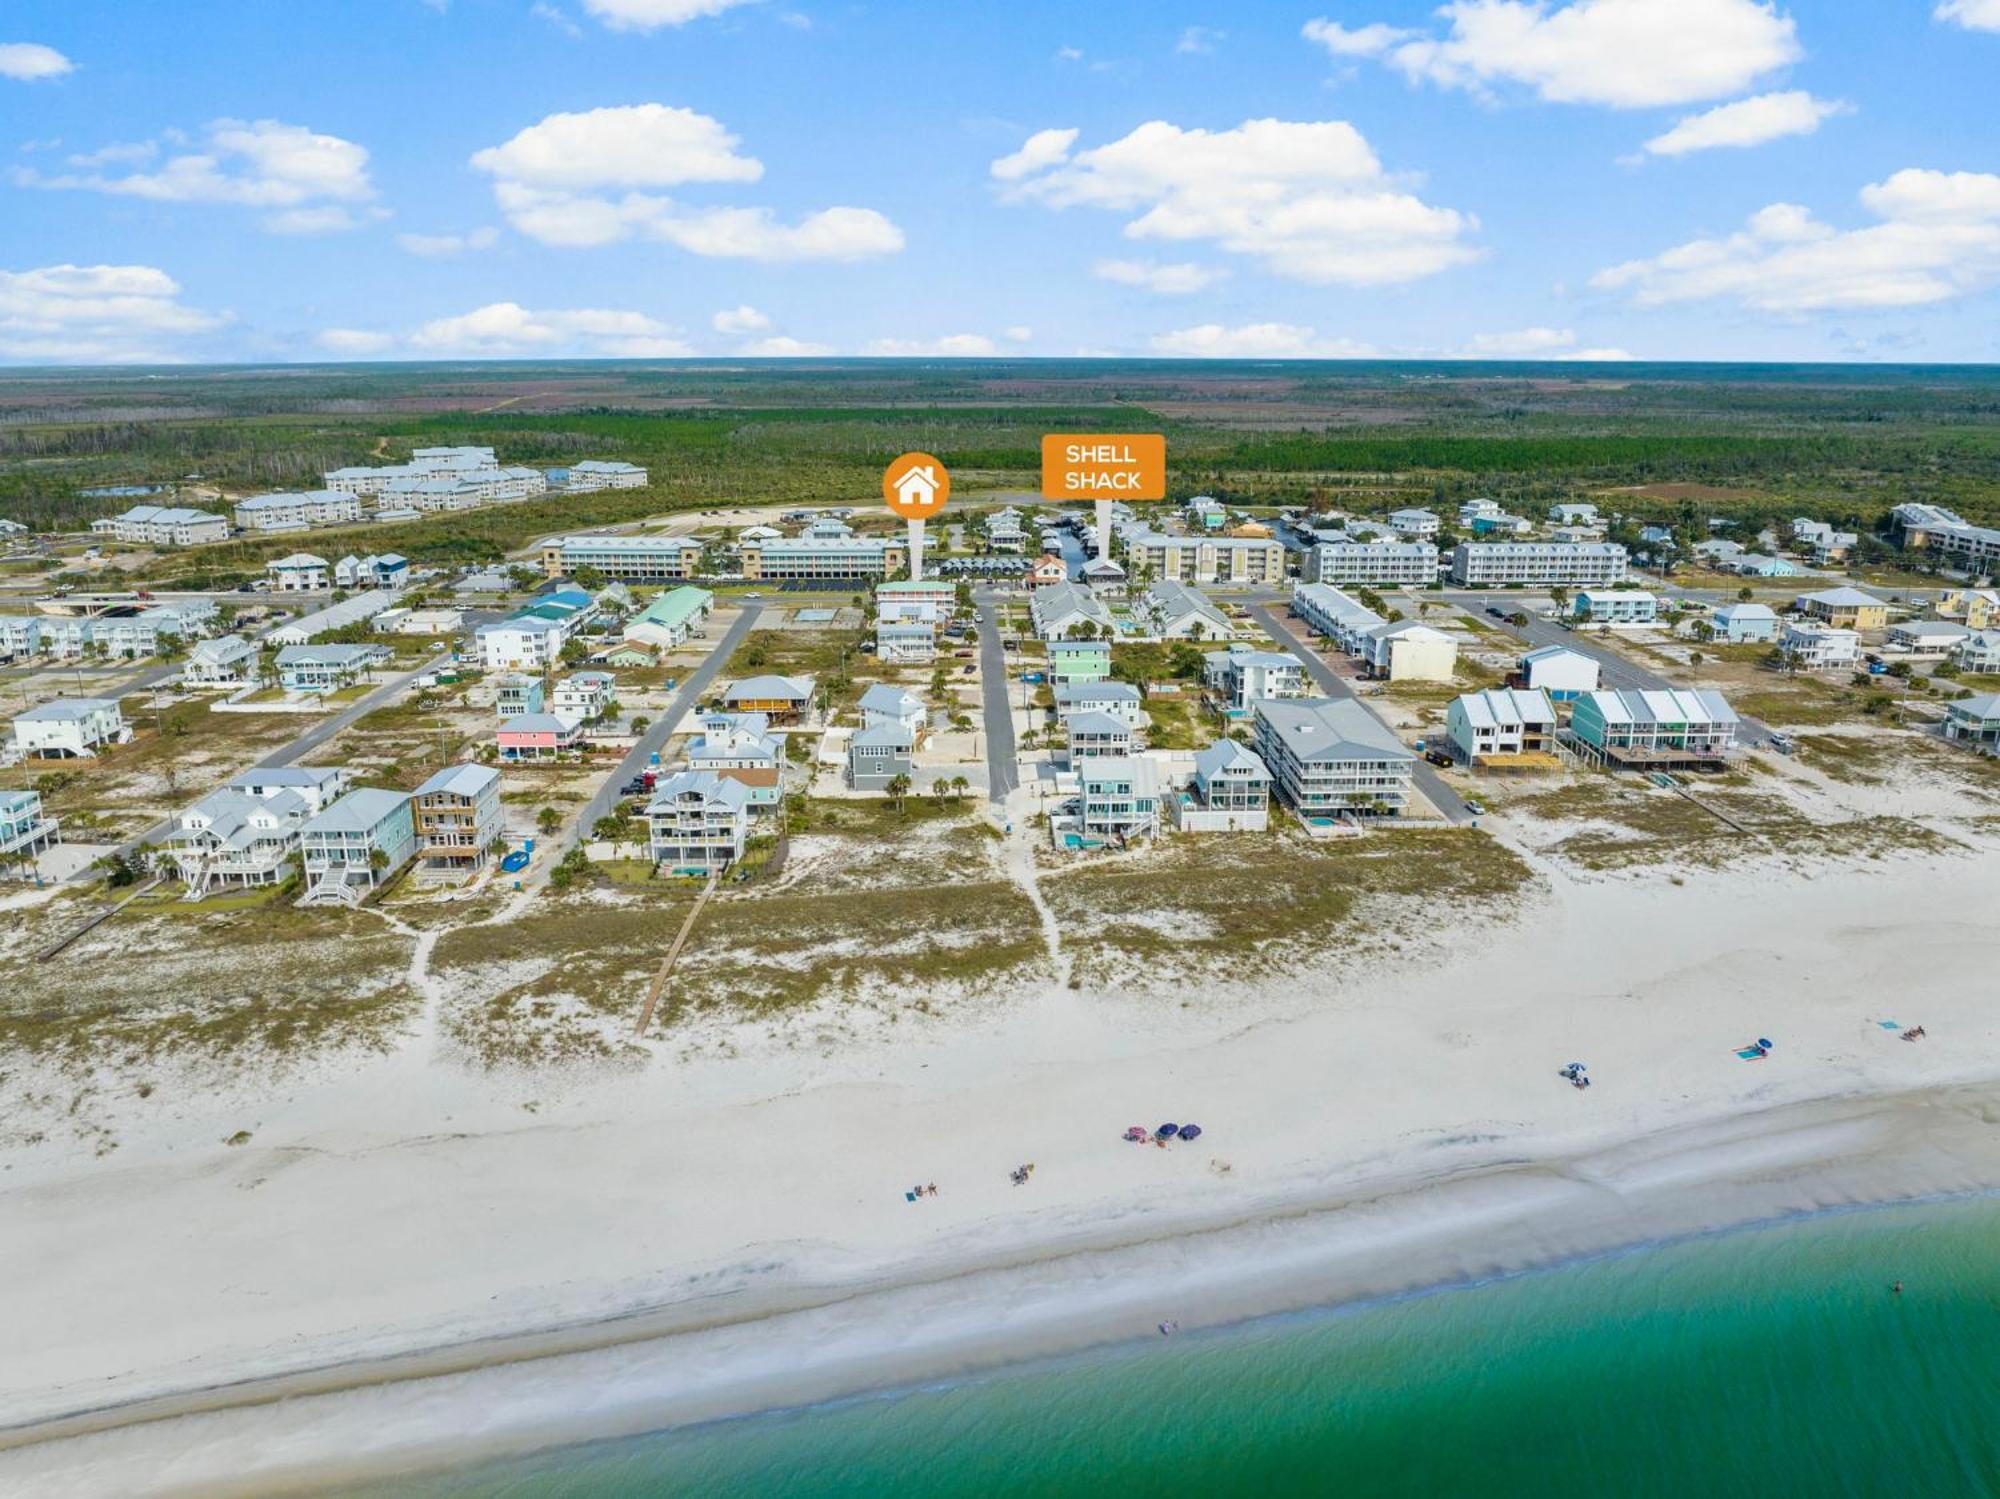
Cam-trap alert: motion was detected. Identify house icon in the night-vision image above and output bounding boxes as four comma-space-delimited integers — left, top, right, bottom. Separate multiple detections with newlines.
892, 464, 939, 512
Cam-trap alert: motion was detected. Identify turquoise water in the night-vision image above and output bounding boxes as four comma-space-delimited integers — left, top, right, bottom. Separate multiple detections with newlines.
362, 1197, 2000, 1498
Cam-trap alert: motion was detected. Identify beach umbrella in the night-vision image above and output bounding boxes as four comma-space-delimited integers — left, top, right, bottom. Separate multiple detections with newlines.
1157, 1123, 1180, 1138
1179, 1124, 1202, 1141
1125, 1126, 1148, 1141
1757, 1038, 1774, 1050
1567, 1062, 1587, 1072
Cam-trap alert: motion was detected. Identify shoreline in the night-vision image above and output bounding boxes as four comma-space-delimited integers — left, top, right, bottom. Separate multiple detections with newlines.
8, 1077, 2000, 1498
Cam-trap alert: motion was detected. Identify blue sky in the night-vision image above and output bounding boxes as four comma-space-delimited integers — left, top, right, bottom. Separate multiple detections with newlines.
2, 0, 1998, 365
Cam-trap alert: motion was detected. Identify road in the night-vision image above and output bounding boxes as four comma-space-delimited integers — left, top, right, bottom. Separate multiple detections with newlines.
1248, 603, 1472, 824
551, 602, 764, 868
1439, 591, 1776, 748
973, 587, 1020, 802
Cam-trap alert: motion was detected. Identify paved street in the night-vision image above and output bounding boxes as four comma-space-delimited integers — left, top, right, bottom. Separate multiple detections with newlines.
974, 587, 1021, 801
1248, 603, 1473, 824
551, 601, 765, 868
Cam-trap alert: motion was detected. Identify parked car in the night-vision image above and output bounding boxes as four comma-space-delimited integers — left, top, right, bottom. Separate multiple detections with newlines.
1485, 606, 1506, 618
1425, 749, 1452, 767
962, 664, 976, 675
1463, 798, 1487, 815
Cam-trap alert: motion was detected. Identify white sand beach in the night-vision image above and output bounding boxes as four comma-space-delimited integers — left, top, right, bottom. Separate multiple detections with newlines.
4, 828, 2000, 1495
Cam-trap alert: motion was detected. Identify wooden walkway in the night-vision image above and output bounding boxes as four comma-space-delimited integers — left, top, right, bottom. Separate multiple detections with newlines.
632, 871, 720, 1037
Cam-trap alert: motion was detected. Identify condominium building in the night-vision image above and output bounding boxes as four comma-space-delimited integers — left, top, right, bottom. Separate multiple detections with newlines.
1123, 530, 1288, 586
1572, 589, 1659, 624
739, 536, 906, 581
234, 491, 363, 532
1567, 689, 1738, 769
1890, 503, 2000, 574
540, 533, 703, 582
1310, 541, 1438, 586
563, 460, 649, 492
1252, 697, 1416, 818
90, 505, 230, 547
1290, 582, 1385, 650
1448, 542, 1629, 587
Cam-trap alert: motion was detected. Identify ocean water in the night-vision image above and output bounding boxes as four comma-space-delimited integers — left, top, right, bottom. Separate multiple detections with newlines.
362, 1197, 2000, 1499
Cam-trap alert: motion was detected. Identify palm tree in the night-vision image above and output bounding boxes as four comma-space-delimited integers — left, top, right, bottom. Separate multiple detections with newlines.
537, 806, 562, 836
885, 773, 912, 811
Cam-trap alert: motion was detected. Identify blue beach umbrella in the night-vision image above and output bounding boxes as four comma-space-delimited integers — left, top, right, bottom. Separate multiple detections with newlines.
1157, 1123, 1180, 1138
1179, 1124, 1202, 1141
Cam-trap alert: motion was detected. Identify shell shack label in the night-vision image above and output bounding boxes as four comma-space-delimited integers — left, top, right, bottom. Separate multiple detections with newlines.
1041, 433, 1166, 500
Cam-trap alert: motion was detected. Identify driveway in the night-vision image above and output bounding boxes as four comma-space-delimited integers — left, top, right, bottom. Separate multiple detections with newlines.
1248, 603, 1472, 824
974, 586, 1020, 801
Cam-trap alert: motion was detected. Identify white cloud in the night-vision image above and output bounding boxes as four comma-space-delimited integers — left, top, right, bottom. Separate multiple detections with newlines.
712, 304, 772, 334
740, 335, 832, 356
1004, 325, 1033, 343
0, 42, 74, 81
16, 118, 380, 233
408, 301, 694, 356
471, 104, 762, 190
866, 334, 1000, 357
995, 117, 1478, 286
990, 127, 1078, 182
1455, 327, 1636, 359
1936, 0, 2000, 31
579, 0, 760, 29
1300, 19, 1413, 57
318, 328, 395, 355
396, 227, 500, 257
1175, 26, 1224, 54
1093, 258, 1228, 295
0, 263, 222, 364
1592, 168, 2000, 312
1313, 0, 1799, 108
1642, 91, 1847, 157
1150, 323, 1378, 358
530, 1, 585, 35
474, 104, 904, 261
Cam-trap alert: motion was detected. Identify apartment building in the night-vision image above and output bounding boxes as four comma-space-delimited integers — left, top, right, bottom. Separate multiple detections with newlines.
1123, 530, 1288, 586
739, 537, 906, 581
1290, 582, 1385, 650
563, 460, 649, 492
1891, 503, 2000, 575
1449, 542, 1629, 587
1572, 589, 1659, 625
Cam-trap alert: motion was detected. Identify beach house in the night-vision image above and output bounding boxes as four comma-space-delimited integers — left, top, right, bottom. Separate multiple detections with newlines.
1047, 639, 1113, 683
1053, 680, 1145, 727
1886, 620, 1971, 656
0, 788, 59, 863
685, 712, 784, 806
0, 615, 44, 662
1778, 622, 1861, 672
1134, 580, 1235, 641
620, 586, 713, 652
227, 765, 351, 814
1445, 688, 1558, 767
11, 698, 128, 758
875, 579, 958, 625
1938, 589, 2000, 631
168, 785, 314, 898
719, 675, 816, 725
411, 763, 504, 874
1388, 507, 1441, 540
1514, 644, 1599, 700
298, 788, 417, 906
1175, 739, 1272, 832
494, 674, 546, 718
846, 724, 915, 791
495, 712, 585, 762
552, 671, 618, 721
267, 553, 330, 592
1795, 588, 1889, 632
1064, 711, 1136, 764
1030, 581, 1115, 641
859, 684, 926, 736
275, 643, 390, 694
1707, 603, 1778, 643
876, 618, 936, 663
646, 771, 752, 871
1252, 697, 1415, 820
1202, 644, 1306, 713
183, 634, 259, 686
1072, 757, 1161, 844
1567, 689, 1738, 770
1955, 631, 2000, 675
1942, 694, 2000, 752
1572, 590, 1658, 625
